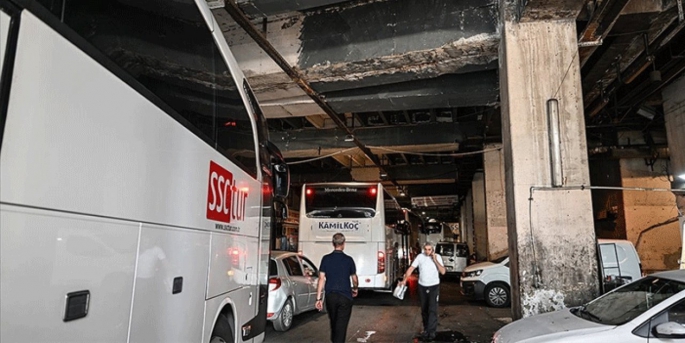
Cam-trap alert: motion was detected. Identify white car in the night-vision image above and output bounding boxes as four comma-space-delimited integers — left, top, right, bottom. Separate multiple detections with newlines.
493, 270, 685, 343
460, 255, 510, 308
267, 251, 320, 331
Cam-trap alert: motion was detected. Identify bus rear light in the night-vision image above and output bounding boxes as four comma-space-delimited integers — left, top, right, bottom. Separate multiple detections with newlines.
369, 187, 377, 195
269, 277, 282, 291
377, 251, 385, 273
306, 188, 313, 196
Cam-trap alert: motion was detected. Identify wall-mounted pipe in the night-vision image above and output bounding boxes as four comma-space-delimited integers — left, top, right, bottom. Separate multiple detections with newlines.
547, 99, 563, 187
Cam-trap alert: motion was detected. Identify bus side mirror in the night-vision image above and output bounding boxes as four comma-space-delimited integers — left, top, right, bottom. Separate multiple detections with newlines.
273, 163, 289, 198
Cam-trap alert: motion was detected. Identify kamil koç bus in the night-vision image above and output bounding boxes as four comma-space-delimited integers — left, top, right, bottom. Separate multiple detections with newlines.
298, 183, 408, 290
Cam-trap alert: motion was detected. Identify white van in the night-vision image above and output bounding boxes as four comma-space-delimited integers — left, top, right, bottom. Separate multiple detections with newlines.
435, 242, 469, 274
597, 239, 642, 292
460, 239, 642, 308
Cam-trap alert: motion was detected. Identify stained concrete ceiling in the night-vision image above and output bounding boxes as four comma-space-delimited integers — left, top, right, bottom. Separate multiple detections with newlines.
211, 0, 685, 219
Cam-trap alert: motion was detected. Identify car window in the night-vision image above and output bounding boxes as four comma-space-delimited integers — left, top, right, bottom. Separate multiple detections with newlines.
492, 255, 508, 264
283, 256, 303, 276
437, 244, 454, 256
300, 257, 318, 277
634, 300, 685, 338
579, 276, 685, 325
456, 244, 469, 257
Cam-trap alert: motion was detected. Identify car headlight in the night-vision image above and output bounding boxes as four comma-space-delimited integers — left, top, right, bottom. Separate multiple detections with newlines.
465, 269, 483, 277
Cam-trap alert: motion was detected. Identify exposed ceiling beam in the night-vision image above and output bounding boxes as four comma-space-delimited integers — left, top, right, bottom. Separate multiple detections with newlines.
270, 122, 479, 156
322, 71, 500, 113
578, 0, 632, 67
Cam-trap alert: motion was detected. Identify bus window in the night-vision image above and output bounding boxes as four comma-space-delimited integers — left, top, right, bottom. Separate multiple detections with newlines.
304, 185, 377, 218
39, 0, 258, 177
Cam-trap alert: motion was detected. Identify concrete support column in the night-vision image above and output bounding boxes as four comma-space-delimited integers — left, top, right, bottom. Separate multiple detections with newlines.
663, 74, 685, 268
484, 144, 508, 260
472, 172, 487, 261
499, 18, 599, 318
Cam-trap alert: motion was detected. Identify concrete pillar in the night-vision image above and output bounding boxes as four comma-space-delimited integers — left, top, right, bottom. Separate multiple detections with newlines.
472, 172, 487, 261
499, 18, 599, 318
619, 158, 680, 272
663, 74, 685, 268
484, 144, 508, 260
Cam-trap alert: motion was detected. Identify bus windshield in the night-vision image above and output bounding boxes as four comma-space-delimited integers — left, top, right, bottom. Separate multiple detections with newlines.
305, 185, 377, 218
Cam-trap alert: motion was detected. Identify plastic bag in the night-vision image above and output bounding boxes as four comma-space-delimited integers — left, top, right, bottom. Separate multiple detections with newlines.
393, 284, 407, 300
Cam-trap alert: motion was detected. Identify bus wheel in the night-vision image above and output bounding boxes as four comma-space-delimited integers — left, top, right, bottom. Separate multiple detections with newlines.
210, 314, 234, 343
273, 299, 293, 331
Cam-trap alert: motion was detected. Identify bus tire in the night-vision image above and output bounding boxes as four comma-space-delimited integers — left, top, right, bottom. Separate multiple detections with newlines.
210, 314, 234, 343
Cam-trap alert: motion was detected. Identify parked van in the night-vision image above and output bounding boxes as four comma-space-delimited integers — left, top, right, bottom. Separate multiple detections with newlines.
460, 239, 641, 308
435, 242, 469, 274
597, 238, 642, 292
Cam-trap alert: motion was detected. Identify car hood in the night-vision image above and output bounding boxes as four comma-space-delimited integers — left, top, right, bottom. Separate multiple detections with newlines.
464, 261, 499, 272
493, 308, 612, 343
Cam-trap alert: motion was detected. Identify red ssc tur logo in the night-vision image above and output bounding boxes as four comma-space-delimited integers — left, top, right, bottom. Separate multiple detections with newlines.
207, 161, 248, 223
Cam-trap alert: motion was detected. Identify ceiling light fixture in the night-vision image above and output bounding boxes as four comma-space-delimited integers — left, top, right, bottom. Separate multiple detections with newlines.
678, 173, 685, 181
344, 134, 354, 142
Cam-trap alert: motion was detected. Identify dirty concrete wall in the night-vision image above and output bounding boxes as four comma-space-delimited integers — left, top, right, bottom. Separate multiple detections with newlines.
620, 158, 680, 272
500, 17, 599, 319
472, 172, 488, 261
484, 143, 508, 260
663, 73, 685, 268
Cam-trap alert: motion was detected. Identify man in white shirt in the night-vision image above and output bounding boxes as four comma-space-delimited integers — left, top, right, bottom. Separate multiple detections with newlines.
399, 242, 446, 341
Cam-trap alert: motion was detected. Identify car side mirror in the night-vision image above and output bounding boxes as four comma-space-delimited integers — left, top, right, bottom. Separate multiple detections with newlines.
653, 322, 685, 339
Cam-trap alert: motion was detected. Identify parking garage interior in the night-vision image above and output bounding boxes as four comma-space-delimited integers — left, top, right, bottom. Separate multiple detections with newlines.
215, 0, 685, 318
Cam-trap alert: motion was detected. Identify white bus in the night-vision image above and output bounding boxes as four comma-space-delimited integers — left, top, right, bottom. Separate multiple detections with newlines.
0, 0, 289, 342
298, 183, 406, 290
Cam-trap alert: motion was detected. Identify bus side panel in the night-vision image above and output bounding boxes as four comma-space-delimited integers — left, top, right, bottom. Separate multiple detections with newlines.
206, 232, 260, 340
0, 10, 261, 236
0, 205, 139, 342
128, 224, 209, 343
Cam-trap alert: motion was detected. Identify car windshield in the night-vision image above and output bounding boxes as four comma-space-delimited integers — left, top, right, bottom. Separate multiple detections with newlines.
574, 276, 685, 325
492, 255, 508, 264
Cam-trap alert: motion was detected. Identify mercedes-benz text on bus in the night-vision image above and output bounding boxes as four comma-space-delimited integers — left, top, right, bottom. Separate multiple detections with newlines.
0, 0, 289, 342
298, 183, 406, 290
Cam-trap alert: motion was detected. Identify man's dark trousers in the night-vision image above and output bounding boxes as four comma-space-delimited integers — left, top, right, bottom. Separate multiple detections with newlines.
418, 284, 439, 337
325, 292, 353, 343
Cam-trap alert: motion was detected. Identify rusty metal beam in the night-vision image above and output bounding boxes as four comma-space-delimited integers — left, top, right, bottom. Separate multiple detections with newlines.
578, 0, 632, 67
223, 0, 394, 183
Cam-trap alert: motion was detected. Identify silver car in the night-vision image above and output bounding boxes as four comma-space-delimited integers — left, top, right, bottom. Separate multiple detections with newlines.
267, 251, 320, 331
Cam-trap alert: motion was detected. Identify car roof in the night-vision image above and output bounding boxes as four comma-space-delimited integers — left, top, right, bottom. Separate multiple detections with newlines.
650, 270, 685, 282
271, 250, 299, 260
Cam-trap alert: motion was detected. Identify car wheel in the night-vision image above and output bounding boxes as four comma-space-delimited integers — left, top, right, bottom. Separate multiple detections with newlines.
272, 299, 294, 331
484, 282, 510, 308
210, 314, 234, 343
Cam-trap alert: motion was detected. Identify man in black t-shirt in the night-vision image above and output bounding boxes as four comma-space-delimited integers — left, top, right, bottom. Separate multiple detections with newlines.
315, 233, 359, 343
